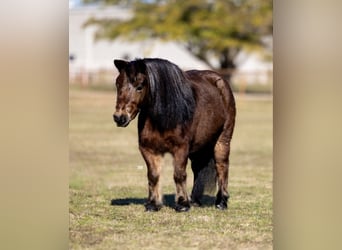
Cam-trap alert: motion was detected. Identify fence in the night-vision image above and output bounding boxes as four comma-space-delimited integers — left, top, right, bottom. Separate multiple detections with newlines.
69, 68, 273, 94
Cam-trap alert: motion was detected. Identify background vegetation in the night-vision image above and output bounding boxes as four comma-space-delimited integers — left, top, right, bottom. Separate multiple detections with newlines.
84, 0, 272, 78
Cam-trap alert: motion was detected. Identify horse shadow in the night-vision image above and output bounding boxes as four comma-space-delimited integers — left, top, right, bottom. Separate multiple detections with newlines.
110, 194, 216, 208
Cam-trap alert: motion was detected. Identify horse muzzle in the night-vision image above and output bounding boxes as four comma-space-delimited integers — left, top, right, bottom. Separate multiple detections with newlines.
113, 114, 130, 127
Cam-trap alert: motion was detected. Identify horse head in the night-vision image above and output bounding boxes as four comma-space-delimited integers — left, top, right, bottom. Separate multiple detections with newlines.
113, 59, 148, 127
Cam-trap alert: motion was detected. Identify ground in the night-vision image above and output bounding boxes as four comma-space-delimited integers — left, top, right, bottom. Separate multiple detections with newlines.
69, 85, 272, 249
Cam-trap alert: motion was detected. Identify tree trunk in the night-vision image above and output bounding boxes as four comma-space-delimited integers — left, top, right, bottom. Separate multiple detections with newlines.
219, 47, 239, 82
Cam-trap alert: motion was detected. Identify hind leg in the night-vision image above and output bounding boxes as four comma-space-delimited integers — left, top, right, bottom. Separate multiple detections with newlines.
190, 158, 205, 207
190, 148, 216, 206
214, 136, 232, 210
190, 158, 204, 207
214, 102, 235, 210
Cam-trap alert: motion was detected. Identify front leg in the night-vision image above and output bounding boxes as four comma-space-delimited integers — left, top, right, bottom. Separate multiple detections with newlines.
173, 147, 191, 212
139, 147, 163, 211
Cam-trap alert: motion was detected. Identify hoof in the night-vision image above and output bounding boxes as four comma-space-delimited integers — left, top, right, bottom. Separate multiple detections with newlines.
175, 204, 190, 212
215, 194, 229, 210
145, 203, 162, 212
190, 199, 202, 207
215, 202, 227, 210
175, 197, 191, 212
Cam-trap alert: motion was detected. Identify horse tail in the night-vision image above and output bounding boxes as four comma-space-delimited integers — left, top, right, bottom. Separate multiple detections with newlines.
214, 76, 235, 109
190, 151, 217, 206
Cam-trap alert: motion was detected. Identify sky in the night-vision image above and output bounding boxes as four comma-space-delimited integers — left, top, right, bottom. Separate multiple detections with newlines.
69, 0, 82, 9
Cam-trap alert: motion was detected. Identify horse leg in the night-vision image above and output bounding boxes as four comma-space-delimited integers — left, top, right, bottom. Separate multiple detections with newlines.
214, 97, 235, 210
173, 147, 191, 212
190, 148, 216, 206
190, 157, 204, 207
139, 147, 163, 211
214, 135, 232, 210
214, 113, 235, 210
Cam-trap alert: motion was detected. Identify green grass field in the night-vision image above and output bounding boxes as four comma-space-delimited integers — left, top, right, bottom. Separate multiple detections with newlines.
69, 86, 273, 249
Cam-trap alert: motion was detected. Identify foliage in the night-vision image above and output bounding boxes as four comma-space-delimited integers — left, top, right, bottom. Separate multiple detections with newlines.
84, 0, 272, 73
88, 0, 273, 73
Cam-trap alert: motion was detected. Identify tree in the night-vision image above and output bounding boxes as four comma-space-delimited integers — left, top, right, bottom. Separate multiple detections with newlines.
85, 0, 272, 77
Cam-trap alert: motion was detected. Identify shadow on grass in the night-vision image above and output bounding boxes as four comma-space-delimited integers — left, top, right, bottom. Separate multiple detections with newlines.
110, 194, 216, 208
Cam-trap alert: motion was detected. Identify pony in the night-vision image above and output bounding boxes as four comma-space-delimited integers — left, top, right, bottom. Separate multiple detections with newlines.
113, 58, 236, 212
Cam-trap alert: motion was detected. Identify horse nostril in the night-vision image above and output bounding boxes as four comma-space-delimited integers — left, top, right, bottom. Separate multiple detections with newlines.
113, 114, 128, 126
113, 114, 120, 123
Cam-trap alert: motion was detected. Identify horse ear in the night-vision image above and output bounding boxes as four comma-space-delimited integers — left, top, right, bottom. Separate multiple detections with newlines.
114, 59, 128, 72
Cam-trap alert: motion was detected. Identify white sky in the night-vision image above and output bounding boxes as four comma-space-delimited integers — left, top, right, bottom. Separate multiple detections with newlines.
69, 0, 82, 9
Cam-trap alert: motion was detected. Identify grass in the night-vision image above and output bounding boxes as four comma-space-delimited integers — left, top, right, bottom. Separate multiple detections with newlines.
69, 85, 273, 249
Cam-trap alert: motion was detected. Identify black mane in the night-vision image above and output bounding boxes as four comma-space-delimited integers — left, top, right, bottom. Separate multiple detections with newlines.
134, 58, 195, 130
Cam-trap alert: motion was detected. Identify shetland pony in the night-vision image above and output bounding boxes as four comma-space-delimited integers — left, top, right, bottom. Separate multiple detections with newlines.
113, 58, 236, 212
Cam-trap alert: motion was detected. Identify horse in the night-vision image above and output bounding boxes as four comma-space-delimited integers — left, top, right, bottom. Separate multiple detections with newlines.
113, 58, 236, 212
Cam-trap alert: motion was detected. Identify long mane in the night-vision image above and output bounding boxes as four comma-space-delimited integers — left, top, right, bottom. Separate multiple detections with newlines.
135, 58, 195, 130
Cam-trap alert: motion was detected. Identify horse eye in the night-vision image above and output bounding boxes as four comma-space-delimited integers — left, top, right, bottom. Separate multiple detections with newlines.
136, 85, 143, 92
